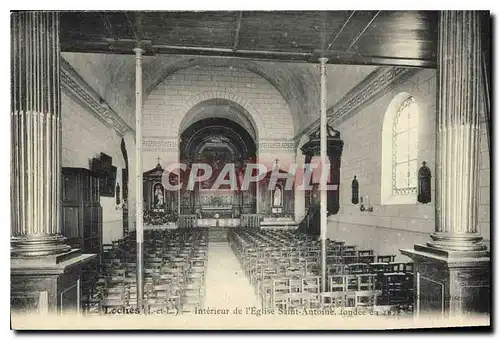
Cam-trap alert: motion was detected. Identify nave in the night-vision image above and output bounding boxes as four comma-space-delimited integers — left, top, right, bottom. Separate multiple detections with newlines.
83, 227, 413, 316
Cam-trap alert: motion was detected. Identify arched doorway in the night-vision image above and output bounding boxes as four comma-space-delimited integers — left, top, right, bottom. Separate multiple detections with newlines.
179, 118, 257, 225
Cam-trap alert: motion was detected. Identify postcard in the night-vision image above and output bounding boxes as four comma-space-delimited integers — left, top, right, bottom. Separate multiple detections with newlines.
10, 10, 491, 331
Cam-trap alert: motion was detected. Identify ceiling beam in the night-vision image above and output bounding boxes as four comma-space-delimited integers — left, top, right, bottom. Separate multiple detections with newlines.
124, 12, 139, 42
99, 14, 119, 41
232, 12, 243, 52
310, 49, 437, 68
346, 10, 380, 51
60, 38, 436, 68
325, 11, 355, 51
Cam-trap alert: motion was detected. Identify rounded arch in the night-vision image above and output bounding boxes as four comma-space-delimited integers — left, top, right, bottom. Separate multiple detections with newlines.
179, 117, 257, 162
381, 92, 421, 205
179, 98, 259, 142
179, 90, 265, 141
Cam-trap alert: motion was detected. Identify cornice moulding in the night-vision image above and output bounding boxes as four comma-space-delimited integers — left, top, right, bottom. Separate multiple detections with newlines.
295, 66, 420, 141
60, 57, 134, 136
142, 138, 179, 151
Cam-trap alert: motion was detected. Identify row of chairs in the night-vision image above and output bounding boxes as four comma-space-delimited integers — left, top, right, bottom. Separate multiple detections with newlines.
82, 228, 209, 315
229, 228, 414, 314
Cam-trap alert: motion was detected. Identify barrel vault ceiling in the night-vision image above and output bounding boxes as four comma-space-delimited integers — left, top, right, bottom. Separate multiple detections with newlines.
59, 10, 438, 136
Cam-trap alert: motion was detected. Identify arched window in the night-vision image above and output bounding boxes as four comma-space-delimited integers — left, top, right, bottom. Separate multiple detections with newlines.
392, 97, 418, 195
381, 93, 419, 205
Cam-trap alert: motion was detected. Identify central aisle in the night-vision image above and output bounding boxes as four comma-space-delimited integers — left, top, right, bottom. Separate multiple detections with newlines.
204, 241, 262, 310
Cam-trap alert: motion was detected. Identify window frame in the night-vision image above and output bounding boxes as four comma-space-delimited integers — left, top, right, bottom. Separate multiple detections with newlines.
381, 93, 419, 205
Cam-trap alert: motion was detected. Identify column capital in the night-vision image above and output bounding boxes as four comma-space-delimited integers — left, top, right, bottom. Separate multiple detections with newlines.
318, 57, 329, 64
133, 47, 145, 57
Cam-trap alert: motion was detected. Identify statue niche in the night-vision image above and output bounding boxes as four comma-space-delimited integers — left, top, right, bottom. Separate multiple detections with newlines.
259, 160, 294, 218
143, 160, 178, 225
273, 185, 283, 207
153, 182, 165, 210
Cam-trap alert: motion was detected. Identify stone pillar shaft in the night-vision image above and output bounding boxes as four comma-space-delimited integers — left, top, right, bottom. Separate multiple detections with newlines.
11, 12, 70, 256
430, 11, 486, 251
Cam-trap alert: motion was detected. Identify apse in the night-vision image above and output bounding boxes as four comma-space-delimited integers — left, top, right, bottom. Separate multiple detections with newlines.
179, 118, 257, 220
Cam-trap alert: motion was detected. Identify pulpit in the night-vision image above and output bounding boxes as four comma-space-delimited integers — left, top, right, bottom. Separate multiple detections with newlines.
301, 126, 343, 215
297, 126, 344, 235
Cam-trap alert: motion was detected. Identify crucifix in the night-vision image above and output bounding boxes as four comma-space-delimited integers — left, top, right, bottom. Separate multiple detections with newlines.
156, 156, 162, 165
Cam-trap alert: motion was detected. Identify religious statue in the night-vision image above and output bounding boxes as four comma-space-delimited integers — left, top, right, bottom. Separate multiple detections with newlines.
153, 183, 165, 209
237, 166, 245, 191
273, 186, 282, 207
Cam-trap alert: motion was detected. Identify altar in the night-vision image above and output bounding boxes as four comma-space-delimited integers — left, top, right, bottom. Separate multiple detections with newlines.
196, 218, 240, 227
196, 192, 237, 218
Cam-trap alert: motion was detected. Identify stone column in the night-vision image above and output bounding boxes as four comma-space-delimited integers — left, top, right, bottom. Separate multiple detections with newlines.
11, 12, 71, 257
428, 11, 486, 252
400, 11, 490, 318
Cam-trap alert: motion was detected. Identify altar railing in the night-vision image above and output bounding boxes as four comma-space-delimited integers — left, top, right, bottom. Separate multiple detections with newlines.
179, 214, 197, 228
240, 214, 260, 228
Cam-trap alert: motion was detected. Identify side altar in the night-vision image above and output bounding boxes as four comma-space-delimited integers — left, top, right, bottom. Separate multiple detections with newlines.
142, 161, 178, 227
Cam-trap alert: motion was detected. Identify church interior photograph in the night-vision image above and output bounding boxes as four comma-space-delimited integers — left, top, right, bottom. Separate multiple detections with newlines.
10, 10, 491, 327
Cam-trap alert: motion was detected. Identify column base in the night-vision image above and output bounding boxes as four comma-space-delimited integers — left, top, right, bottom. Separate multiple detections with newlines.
400, 245, 490, 319
427, 232, 487, 252
11, 251, 96, 317
11, 235, 71, 257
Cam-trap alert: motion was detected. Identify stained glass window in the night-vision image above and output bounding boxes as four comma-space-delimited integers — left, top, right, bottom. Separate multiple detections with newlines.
392, 96, 418, 195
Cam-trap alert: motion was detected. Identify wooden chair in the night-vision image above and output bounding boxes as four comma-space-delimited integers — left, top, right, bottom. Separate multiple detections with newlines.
377, 255, 396, 263
327, 264, 345, 276
368, 262, 390, 273
346, 263, 369, 274
328, 275, 345, 292
322, 291, 347, 308
354, 290, 378, 309
302, 276, 321, 294
345, 275, 359, 292
390, 263, 406, 273
358, 250, 376, 264
271, 278, 290, 310
383, 272, 408, 306
341, 245, 357, 254
326, 255, 343, 264
100, 286, 129, 313
343, 255, 359, 265
358, 273, 377, 291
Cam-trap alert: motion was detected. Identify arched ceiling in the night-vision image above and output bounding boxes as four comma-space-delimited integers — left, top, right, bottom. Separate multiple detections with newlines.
62, 52, 377, 136
179, 98, 258, 141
